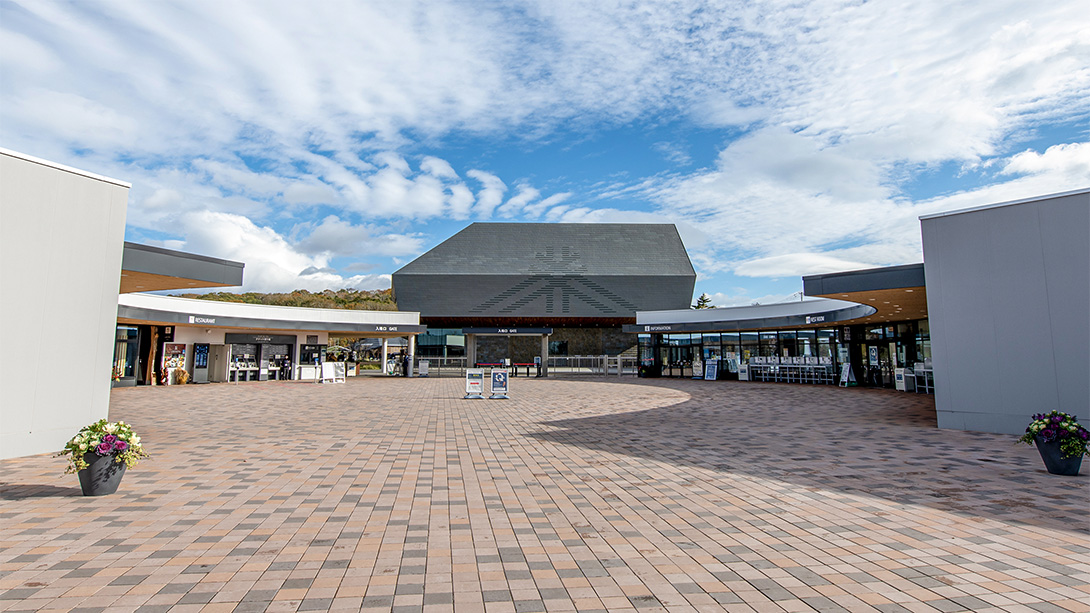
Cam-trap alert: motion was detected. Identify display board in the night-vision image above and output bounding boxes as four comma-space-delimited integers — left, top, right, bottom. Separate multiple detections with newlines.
839, 364, 856, 387
465, 369, 484, 399
704, 360, 718, 381
490, 369, 509, 399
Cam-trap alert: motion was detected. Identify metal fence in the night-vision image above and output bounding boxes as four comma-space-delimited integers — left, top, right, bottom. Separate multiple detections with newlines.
408, 355, 639, 378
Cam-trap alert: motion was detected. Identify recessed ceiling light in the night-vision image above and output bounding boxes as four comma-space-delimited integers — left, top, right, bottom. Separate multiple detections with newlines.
905, 289, 914, 293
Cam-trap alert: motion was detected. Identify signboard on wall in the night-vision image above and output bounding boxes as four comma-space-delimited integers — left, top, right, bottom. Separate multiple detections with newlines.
868, 346, 879, 366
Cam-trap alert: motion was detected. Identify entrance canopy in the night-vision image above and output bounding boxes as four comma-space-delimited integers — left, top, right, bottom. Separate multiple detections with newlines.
803, 263, 927, 325
118, 293, 425, 337
120, 242, 244, 294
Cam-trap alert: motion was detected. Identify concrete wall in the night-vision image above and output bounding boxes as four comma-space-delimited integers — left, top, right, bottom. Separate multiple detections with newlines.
921, 190, 1089, 434
1, 150, 129, 459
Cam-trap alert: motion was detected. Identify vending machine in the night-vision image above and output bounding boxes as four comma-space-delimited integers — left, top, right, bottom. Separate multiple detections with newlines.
192, 343, 210, 383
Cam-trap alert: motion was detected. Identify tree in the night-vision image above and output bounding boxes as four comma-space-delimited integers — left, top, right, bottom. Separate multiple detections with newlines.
693, 293, 715, 309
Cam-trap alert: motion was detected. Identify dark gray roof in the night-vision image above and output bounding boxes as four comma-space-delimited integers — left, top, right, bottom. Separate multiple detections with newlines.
395, 223, 695, 276
393, 223, 696, 319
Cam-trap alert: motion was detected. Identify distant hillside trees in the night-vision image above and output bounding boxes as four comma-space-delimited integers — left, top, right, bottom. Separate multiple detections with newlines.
173, 288, 398, 311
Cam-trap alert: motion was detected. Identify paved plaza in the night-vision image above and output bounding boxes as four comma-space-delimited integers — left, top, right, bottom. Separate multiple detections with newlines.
1, 377, 1087, 613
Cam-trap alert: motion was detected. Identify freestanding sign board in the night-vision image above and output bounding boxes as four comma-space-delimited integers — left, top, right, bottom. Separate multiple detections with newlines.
418, 360, 429, 377
489, 369, 509, 399
839, 364, 856, 387
465, 369, 485, 399
704, 360, 718, 381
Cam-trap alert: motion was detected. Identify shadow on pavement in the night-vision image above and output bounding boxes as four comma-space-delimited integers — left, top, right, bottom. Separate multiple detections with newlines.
527, 379, 1087, 533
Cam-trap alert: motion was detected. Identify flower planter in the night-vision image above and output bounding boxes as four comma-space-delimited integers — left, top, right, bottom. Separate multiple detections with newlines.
1034, 437, 1083, 476
77, 452, 128, 496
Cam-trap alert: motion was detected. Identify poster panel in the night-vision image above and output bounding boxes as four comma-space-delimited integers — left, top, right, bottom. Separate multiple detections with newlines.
490, 369, 509, 399
465, 369, 484, 398
704, 360, 718, 381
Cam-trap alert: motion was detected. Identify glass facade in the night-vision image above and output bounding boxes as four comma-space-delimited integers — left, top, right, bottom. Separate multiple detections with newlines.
640, 318, 930, 388
113, 326, 139, 384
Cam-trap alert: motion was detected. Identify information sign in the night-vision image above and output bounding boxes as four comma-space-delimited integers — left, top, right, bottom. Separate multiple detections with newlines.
839, 364, 856, 387
465, 369, 485, 399
868, 346, 879, 366
704, 360, 718, 381
489, 369, 509, 399
418, 360, 429, 377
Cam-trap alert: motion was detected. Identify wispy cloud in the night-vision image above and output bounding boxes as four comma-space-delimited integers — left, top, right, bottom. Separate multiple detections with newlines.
2, 0, 1087, 294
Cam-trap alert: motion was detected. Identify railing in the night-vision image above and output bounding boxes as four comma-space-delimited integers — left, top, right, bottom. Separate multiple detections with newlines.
405, 355, 639, 377
411, 356, 468, 378
547, 355, 638, 376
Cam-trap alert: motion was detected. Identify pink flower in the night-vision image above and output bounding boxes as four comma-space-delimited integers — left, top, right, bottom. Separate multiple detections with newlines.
113, 440, 128, 451
96, 442, 112, 455
103, 434, 117, 444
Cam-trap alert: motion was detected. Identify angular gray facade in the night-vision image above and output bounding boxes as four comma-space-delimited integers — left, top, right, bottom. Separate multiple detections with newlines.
393, 223, 696, 322
921, 189, 1089, 434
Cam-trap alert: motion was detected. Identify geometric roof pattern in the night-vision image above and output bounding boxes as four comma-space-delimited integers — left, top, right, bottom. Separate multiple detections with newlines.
395, 223, 695, 276
393, 223, 696, 319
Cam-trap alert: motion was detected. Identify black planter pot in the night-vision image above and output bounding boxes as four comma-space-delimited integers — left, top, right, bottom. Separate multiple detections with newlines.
77, 452, 127, 495
1034, 437, 1084, 476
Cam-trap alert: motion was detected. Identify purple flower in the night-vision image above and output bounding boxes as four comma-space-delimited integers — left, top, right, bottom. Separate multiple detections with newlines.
96, 442, 112, 455
103, 434, 117, 444
113, 440, 128, 451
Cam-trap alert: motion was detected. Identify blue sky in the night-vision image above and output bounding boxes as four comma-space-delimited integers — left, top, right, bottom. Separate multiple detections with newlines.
2, 0, 1088, 306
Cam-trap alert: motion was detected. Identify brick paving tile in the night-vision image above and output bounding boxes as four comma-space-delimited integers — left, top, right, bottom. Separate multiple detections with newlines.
1, 377, 1087, 613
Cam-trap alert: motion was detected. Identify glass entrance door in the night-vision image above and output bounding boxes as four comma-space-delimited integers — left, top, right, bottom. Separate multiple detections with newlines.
113, 326, 139, 387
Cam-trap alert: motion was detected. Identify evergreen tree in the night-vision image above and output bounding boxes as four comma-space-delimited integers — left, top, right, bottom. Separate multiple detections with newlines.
693, 293, 715, 309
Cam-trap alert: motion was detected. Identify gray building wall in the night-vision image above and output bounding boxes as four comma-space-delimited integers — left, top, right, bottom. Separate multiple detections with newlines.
1, 150, 130, 459
921, 189, 1089, 434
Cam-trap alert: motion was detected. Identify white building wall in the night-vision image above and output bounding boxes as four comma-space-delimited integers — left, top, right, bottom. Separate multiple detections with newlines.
921, 189, 1090, 434
1, 150, 130, 459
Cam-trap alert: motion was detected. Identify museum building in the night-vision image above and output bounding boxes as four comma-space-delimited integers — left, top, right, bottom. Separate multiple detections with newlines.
391, 222, 697, 370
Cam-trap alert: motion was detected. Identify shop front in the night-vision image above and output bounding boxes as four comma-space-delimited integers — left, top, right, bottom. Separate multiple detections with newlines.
116, 293, 425, 386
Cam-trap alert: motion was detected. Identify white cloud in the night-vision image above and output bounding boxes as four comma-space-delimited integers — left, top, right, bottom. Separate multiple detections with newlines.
467, 170, 507, 218
2, 0, 1088, 296
498, 184, 540, 218
733, 253, 877, 278
295, 216, 424, 258
174, 211, 392, 292
1002, 142, 1090, 178
524, 192, 572, 218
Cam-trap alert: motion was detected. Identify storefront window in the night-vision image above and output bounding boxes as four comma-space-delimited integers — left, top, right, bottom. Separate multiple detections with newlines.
113, 326, 139, 379
759, 331, 778, 357
702, 334, 721, 359
779, 331, 797, 356
816, 329, 836, 359
548, 340, 568, 355
916, 319, 931, 362
797, 330, 816, 357
740, 332, 758, 362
